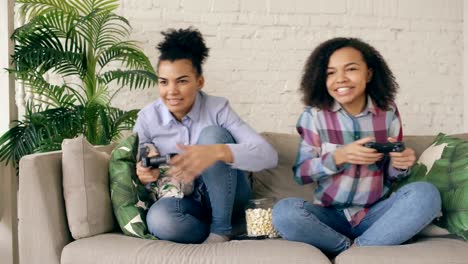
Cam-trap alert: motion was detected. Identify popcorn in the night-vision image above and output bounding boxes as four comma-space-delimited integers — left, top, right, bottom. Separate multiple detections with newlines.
245, 207, 279, 238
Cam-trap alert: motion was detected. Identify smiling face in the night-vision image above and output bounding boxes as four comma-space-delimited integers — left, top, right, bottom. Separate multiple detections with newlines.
157, 59, 204, 121
326, 47, 373, 115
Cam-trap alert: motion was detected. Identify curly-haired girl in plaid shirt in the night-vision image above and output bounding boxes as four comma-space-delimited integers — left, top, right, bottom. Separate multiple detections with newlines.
272, 37, 441, 256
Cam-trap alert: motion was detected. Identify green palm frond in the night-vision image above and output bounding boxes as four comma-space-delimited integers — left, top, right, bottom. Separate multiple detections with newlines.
0, 104, 84, 167
17, 0, 119, 21
98, 41, 155, 71
12, 24, 86, 77
68, 0, 119, 15
32, 106, 84, 138
107, 108, 139, 139
79, 11, 130, 51
89, 0, 119, 13
14, 46, 86, 77
16, 0, 76, 22
34, 10, 89, 62
8, 70, 86, 108
0, 120, 44, 167
26, 8, 78, 38
41, 85, 79, 108
99, 69, 157, 89
86, 84, 111, 107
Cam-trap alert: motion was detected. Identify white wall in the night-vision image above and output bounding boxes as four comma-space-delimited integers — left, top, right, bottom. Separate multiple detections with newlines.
1, 0, 17, 134
109, 0, 464, 135
0, 0, 18, 262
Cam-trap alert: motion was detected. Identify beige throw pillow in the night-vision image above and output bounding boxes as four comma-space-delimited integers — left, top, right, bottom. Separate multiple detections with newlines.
62, 135, 115, 239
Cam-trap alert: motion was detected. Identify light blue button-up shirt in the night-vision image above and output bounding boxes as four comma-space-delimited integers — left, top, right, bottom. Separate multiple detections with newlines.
133, 91, 278, 172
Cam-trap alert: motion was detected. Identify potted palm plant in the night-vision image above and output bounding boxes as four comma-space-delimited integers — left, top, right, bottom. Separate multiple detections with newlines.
0, 0, 157, 168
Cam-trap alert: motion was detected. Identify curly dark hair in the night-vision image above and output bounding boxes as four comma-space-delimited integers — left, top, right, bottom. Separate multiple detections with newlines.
300, 37, 398, 110
157, 27, 209, 76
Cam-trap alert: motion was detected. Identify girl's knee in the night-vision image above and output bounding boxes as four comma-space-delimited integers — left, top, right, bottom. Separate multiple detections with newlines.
146, 198, 179, 236
146, 198, 208, 243
272, 198, 304, 226
197, 126, 234, 144
403, 182, 441, 213
147, 198, 195, 242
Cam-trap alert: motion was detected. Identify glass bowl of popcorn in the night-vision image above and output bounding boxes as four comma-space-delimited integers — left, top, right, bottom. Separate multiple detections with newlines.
245, 197, 279, 238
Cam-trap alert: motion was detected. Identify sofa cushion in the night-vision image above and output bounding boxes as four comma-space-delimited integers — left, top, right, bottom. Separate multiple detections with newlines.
62, 135, 115, 239
335, 237, 468, 264
252, 132, 315, 203
402, 135, 437, 158
396, 133, 468, 240
109, 134, 156, 239
404, 134, 468, 157
61, 233, 331, 264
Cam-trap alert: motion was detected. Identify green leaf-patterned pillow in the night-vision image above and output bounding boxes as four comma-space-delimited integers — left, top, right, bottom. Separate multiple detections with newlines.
397, 133, 468, 240
109, 134, 157, 239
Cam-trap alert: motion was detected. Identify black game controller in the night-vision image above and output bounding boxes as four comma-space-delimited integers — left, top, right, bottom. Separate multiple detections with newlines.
363, 142, 405, 153
140, 146, 177, 169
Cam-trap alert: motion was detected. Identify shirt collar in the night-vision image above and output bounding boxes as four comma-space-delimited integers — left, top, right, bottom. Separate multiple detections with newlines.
330, 95, 378, 116
160, 91, 203, 126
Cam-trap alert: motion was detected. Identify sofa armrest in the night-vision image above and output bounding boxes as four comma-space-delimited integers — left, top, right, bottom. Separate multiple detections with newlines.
18, 151, 72, 264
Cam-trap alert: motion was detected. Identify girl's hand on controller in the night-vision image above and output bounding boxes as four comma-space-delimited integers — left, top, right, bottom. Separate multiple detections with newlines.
388, 137, 416, 169
334, 137, 384, 166
136, 144, 160, 185
136, 161, 160, 185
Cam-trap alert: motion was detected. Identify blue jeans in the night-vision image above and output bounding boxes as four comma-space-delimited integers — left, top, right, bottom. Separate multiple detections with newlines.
146, 126, 251, 243
272, 182, 441, 256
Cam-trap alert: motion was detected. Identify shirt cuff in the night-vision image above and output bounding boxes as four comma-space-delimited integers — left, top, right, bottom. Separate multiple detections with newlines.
225, 143, 259, 171
323, 150, 344, 174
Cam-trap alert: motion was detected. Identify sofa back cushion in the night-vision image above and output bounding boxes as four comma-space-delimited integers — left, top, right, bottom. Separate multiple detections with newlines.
404, 134, 468, 158
252, 132, 315, 203
62, 135, 116, 239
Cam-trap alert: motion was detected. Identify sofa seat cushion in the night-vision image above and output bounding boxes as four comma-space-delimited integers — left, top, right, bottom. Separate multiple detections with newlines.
335, 237, 468, 264
61, 233, 331, 264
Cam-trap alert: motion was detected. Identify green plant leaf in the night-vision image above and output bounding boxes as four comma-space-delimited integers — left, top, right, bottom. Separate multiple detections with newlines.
97, 41, 154, 72
16, 0, 76, 22
99, 69, 157, 89
2, 0, 156, 169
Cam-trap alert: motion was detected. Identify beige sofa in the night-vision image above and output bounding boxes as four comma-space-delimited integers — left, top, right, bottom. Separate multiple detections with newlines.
18, 132, 468, 264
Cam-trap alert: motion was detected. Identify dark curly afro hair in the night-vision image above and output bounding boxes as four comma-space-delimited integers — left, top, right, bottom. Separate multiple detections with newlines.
157, 27, 209, 76
300, 37, 398, 111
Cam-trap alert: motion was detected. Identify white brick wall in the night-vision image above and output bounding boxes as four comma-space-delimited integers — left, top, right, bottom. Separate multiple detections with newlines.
112, 0, 463, 135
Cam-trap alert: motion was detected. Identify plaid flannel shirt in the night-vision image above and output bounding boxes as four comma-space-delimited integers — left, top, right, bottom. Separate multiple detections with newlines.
293, 97, 409, 226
